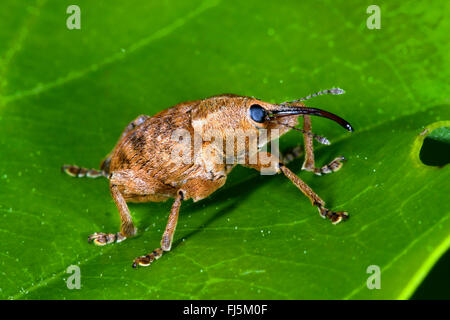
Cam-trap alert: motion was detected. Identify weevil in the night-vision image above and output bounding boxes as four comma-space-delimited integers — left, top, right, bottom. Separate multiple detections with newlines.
62, 88, 353, 268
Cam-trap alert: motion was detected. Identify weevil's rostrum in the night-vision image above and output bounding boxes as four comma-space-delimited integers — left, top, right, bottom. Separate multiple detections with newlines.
62, 88, 354, 268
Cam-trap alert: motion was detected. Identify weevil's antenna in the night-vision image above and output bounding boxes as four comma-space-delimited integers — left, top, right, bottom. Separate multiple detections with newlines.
275, 122, 330, 145
283, 88, 345, 104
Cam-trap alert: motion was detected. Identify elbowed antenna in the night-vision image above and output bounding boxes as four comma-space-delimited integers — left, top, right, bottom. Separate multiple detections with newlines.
270, 87, 353, 132
283, 88, 345, 104
269, 106, 354, 132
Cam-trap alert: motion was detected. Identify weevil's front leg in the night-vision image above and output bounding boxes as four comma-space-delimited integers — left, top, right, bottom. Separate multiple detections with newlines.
132, 190, 183, 268
244, 152, 348, 224
302, 115, 346, 176
88, 184, 137, 245
280, 164, 348, 224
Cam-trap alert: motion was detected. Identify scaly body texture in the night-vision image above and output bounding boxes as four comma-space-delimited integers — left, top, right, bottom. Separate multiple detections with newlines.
63, 88, 353, 267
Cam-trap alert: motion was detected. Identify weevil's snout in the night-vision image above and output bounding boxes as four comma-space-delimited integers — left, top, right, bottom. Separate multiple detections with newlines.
247, 88, 353, 131
268, 105, 354, 132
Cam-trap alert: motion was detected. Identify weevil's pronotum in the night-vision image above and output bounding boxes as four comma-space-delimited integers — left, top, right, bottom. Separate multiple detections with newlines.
63, 88, 353, 268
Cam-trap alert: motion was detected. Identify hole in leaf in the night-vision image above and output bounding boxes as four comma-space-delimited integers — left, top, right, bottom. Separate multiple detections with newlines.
419, 127, 450, 166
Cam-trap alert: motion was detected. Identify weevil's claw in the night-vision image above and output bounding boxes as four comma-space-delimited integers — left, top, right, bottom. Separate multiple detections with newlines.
313, 156, 347, 176
88, 232, 125, 246
132, 248, 163, 268
314, 134, 330, 145
318, 206, 349, 224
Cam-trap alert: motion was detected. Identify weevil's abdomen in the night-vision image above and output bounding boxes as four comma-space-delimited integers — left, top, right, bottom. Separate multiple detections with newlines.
107, 101, 226, 200
109, 106, 193, 176
106, 96, 263, 202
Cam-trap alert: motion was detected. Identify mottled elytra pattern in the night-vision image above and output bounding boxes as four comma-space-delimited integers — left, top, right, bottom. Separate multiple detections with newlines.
63, 89, 353, 268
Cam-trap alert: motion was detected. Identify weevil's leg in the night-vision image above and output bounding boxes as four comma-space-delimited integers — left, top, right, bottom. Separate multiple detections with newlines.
302, 115, 315, 171
280, 145, 303, 164
280, 164, 348, 224
301, 115, 346, 176
132, 191, 183, 268
118, 114, 150, 141
62, 115, 150, 178
244, 152, 348, 224
88, 184, 137, 246
62, 165, 108, 178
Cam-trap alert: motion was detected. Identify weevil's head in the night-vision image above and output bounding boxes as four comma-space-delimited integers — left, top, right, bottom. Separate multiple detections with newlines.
244, 89, 353, 135
193, 90, 353, 141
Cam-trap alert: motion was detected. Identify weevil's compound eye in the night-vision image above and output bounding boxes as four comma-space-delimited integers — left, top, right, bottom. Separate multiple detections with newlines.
249, 104, 267, 123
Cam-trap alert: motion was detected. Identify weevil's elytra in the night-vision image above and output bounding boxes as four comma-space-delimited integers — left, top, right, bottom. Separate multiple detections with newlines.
62, 88, 354, 268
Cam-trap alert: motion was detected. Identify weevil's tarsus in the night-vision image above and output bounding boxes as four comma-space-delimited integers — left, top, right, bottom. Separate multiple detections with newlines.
280, 145, 304, 164
242, 151, 349, 224
315, 135, 330, 145
132, 248, 163, 268
283, 88, 345, 104
316, 156, 346, 175
316, 202, 349, 224
88, 232, 126, 246
62, 165, 108, 178
277, 122, 330, 145
132, 191, 183, 268
279, 163, 348, 224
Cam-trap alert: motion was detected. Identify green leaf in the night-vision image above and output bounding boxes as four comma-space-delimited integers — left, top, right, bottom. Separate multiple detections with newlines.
0, 0, 448, 299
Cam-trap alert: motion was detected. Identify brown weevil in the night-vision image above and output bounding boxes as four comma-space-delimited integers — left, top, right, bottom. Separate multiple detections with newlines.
62, 88, 353, 268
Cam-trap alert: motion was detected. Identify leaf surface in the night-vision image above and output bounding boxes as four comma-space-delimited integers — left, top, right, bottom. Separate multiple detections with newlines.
0, 0, 448, 299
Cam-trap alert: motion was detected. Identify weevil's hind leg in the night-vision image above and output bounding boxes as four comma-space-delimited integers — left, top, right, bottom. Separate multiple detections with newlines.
63, 115, 150, 179
301, 115, 346, 176
88, 184, 137, 246
62, 165, 108, 178
117, 114, 150, 141
132, 190, 183, 268
280, 163, 348, 224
